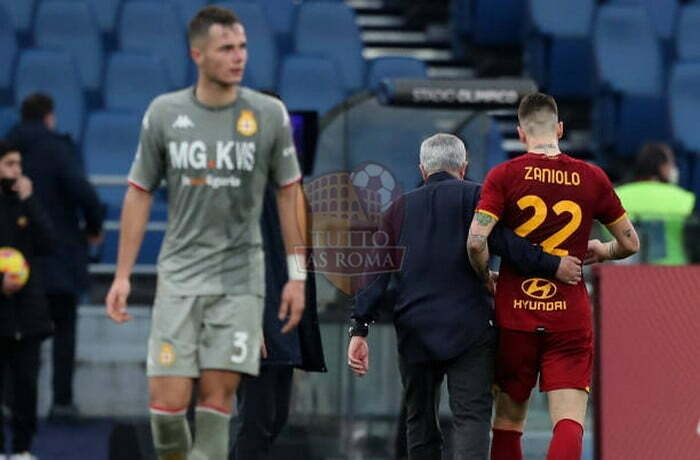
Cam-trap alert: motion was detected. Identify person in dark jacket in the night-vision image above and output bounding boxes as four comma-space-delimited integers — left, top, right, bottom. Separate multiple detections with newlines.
347, 134, 582, 460
229, 185, 326, 460
6, 93, 104, 421
0, 141, 54, 459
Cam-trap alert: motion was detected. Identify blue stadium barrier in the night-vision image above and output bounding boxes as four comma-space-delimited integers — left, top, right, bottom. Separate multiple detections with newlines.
527, 0, 595, 98
62, 0, 122, 35
104, 53, 172, 115
101, 226, 165, 264
366, 57, 427, 92
118, 1, 188, 88
676, 5, 700, 61
14, 49, 85, 142
670, 62, 700, 154
0, 0, 36, 34
279, 55, 345, 115
216, 2, 279, 91
34, 1, 103, 91
295, 1, 365, 93
83, 111, 141, 176
0, 4, 17, 98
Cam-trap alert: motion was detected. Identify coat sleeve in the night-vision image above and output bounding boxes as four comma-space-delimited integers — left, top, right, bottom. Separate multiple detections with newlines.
23, 196, 55, 256
489, 224, 560, 278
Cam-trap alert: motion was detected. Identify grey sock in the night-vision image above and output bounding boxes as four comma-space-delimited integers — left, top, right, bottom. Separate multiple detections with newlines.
189, 406, 231, 460
150, 408, 192, 459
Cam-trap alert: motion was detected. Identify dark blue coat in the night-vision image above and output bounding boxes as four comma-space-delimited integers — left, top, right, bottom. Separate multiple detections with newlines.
353, 172, 560, 363
7, 121, 104, 295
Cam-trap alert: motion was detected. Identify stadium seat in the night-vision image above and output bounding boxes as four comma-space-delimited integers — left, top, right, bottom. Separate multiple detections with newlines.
62, 0, 122, 35
593, 4, 669, 157
173, 0, 207, 26
676, 5, 700, 61
83, 111, 141, 176
104, 53, 172, 114
14, 50, 85, 141
0, 0, 35, 34
216, 2, 279, 91
526, 0, 595, 98
669, 63, 700, 154
295, 2, 365, 93
607, 0, 679, 42
0, 106, 17, 137
34, 1, 103, 91
470, 0, 527, 46
279, 55, 345, 115
118, 1, 188, 88
366, 57, 427, 92
0, 5, 17, 99
260, 0, 298, 55
450, 0, 472, 59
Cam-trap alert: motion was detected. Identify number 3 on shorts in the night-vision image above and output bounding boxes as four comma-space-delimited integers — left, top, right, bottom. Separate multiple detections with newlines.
230, 332, 249, 364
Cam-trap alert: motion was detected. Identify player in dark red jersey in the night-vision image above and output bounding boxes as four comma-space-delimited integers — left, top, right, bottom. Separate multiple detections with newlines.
467, 93, 640, 460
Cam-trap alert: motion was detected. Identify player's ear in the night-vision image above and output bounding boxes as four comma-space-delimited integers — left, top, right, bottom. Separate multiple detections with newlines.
517, 125, 527, 145
190, 46, 202, 66
419, 165, 428, 181
557, 121, 564, 139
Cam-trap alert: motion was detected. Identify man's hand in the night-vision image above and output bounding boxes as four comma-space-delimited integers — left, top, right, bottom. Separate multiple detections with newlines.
555, 255, 583, 285
260, 337, 268, 359
2, 274, 23, 296
106, 277, 132, 323
584, 239, 607, 265
348, 336, 369, 376
485, 270, 498, 296
13, 176, 32, 201
279, 280, 305, 333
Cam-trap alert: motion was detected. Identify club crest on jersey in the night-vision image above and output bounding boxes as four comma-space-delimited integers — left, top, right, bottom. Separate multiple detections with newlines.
159, 343, 176, 366
236, 110, 257, 136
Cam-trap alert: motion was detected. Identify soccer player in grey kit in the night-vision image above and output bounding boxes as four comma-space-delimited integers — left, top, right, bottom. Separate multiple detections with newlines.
105, 7, 307, 460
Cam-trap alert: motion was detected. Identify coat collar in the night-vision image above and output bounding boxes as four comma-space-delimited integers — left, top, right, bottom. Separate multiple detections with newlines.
425, 171, 460, 184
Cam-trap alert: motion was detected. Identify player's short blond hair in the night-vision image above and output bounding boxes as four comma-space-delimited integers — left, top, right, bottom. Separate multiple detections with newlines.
188, 6, 240, 46
518, 92, 559, 137
419, 133, 467, 176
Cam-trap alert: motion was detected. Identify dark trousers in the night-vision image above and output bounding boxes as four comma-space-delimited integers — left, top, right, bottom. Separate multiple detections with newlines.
0, 337, 41, 453
229, 365, 294, 460
398, 327, 496, 460
47, 293, 77, 406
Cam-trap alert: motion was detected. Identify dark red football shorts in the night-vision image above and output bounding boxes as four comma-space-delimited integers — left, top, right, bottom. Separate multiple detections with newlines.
495, 328, 593, 403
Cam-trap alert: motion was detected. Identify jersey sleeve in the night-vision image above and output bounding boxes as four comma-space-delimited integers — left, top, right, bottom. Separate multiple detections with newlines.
592, 166, 626, 226
475, 164, 508, 221
127, 102, 166, 192
268, 100, 302, 188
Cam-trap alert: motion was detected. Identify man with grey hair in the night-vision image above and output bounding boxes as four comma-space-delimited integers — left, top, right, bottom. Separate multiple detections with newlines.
347, 133, 582, 459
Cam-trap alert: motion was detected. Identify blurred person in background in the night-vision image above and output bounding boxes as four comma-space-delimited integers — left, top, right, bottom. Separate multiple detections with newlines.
6, 93, 104, 421
614, 143, 696, 265
0, 141, 54, 460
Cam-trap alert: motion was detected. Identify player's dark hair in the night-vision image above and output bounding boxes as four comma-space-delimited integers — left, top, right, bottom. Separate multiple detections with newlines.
633, 143, 673, 181
188, 6, 240, 45
21, 92, 54, 122
518, 92, 558, 123
0, 140, 20, 159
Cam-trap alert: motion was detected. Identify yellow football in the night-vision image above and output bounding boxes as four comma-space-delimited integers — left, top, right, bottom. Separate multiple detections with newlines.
0, 247, 30, 288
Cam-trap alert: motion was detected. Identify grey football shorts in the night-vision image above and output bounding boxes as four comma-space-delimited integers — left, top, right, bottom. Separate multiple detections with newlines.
147, 294, 264, 377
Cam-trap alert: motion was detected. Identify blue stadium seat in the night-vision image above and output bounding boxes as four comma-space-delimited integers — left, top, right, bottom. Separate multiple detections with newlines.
279, 55, 345, 115
118, 1, 188, 88
593, 4, 669, 157
676, 5, 700, 61
0, 0, 35, 34
83, 111, 141, 176
0, 5, 17, 99
295, 2, 365, 93
34, 1, 103, 91
366, 57, 427, 92
450, 0, 472, 59
104, 53, 171, 114
216, 2, 279, 91
669, 63, 700, 153
526, 0, 595, 98
607, 0, 679, 42
173, 0, 207, 26
471, 0, 526, 46
0, 106, 17, 137
260, 0, 298, 55
14, 50, 85, 141
62, 0, 122, 34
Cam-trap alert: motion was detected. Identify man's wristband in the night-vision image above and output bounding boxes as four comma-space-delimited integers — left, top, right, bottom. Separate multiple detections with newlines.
348, 319, 370, 338
287, 253, 307, 281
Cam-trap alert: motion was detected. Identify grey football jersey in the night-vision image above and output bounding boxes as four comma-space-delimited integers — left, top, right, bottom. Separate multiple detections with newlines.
128, 87, 301, 296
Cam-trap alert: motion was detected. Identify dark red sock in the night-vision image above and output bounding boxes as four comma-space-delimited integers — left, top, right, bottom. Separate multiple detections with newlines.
491, 428, 523, 460
546, 418, 583, 460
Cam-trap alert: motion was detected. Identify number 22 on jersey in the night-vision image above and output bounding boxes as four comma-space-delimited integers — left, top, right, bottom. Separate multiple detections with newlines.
514, 195, 582, 256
